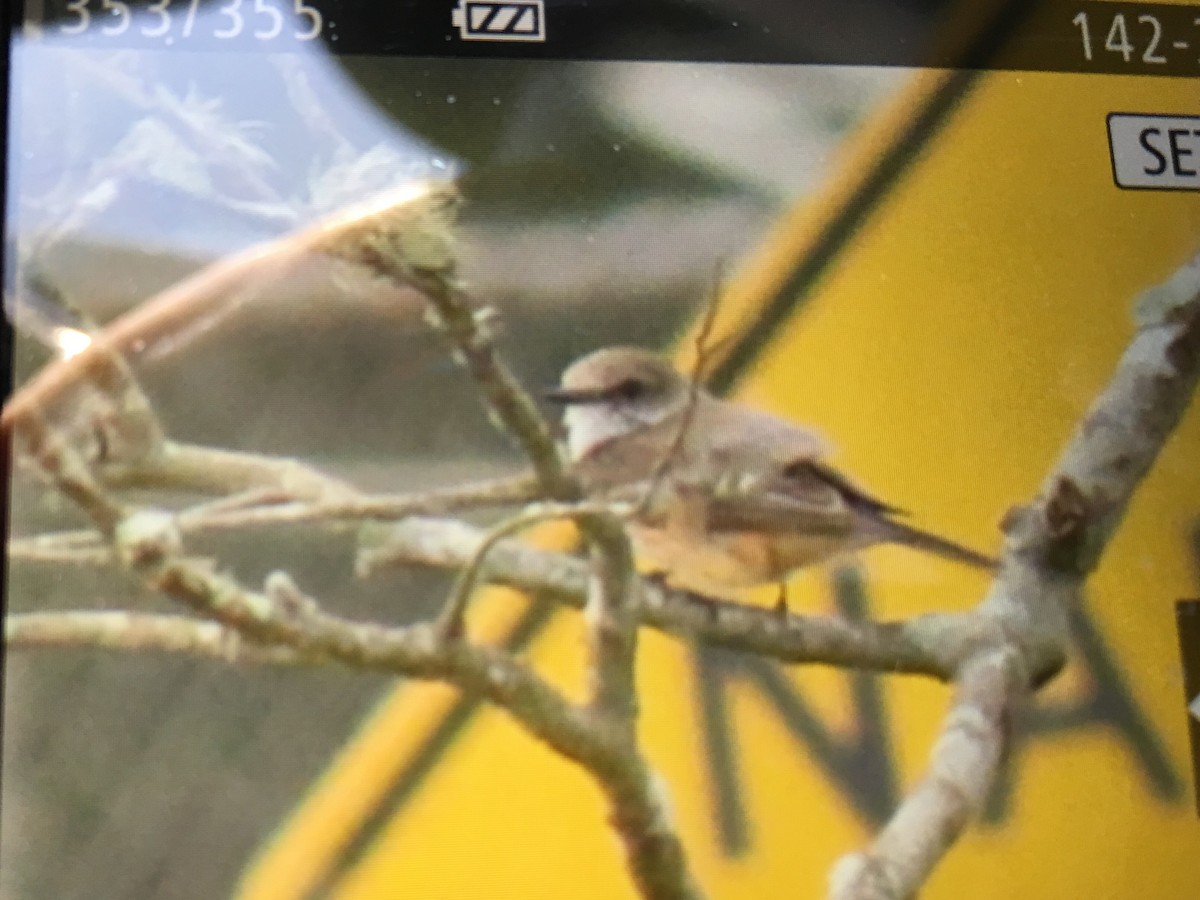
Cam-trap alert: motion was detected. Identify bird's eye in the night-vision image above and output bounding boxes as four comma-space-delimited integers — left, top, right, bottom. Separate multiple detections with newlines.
612, 378, 647, 401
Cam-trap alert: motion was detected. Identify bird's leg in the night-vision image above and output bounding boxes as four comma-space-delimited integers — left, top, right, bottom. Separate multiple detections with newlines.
773, 582, 789, 616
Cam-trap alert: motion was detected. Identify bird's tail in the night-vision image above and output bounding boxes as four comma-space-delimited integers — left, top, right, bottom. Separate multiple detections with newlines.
878, 519, 997, 570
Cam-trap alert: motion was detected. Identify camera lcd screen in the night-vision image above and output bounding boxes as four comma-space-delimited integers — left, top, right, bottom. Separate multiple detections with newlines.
2, 2, 1198, 899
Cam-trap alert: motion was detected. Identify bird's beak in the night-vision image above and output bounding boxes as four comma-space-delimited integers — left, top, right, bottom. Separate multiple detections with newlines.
542, 386, 608, 405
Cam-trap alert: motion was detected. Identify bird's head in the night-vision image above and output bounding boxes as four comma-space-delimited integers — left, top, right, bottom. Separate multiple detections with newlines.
546, 346, 691, 459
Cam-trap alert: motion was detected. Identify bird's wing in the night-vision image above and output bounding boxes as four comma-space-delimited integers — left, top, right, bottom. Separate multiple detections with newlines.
699, 400, 833, 475
570, 395, 821, 488
703, 489, 854, 535
778, 460, 908, 517
698, 404, 906, 533
571, 396, 895, 536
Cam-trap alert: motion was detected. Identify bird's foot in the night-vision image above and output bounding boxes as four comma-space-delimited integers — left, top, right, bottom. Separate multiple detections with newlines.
773, 583, 789, 617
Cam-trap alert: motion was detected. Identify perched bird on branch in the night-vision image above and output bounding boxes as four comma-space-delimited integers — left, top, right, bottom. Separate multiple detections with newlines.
547, 346, 994, 601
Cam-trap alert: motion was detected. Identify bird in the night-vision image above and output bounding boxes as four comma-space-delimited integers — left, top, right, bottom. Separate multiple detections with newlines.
545, 345, 995, 602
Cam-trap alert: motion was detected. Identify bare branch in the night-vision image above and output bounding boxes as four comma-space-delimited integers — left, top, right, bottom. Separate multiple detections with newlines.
582, 517, 640, 724
73, 505, 606, 790
421, 499, 640, 734
365, 517, 967, 678
18, 413, 127, 534
10, 273, 166, 465
9, 607, 695, 900
1009, 252, 1200, 576
9, 473, 543, 568
100, 440, 359, 502
6, 611, 315, 666
419, 278, 575, 498
177, 471, 541, 530
604, 766, 704, 900
7, 536, 112, 566
9, 511, 969, 681
829, 649, 1020, 900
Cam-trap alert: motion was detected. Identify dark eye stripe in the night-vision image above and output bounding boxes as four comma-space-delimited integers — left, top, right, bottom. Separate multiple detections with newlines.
612, 378, 647, 401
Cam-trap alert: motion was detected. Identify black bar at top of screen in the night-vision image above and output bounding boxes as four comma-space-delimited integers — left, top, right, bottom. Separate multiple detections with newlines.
23, 0, 1200, 77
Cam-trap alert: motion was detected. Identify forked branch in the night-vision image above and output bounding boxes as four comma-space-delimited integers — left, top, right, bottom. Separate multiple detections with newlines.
830, 251, 1200, 900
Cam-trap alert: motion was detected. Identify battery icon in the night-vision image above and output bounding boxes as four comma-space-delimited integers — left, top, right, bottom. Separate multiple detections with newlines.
451, 0, 546, 42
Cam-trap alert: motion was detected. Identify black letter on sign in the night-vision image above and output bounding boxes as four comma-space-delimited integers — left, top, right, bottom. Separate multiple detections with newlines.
984, 601, 1183, 821
1176, 599, 1200, 818
1140, 128, 1167, 176
1168, 129, 1196, 177
694, 566, 899, 856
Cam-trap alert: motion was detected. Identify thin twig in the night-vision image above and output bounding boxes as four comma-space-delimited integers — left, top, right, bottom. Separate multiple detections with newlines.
6, 611, 316, 666
177, 471, 542, 530
639, 263, 725, 517
414, 278, 575, 498
434, 501, 631, 640
7, 538, 112, 566
18, 413, 127, 535
100, 440, 360, 502
172, 487, 293, 520
8, 474, 544, 566
11, 273, 166, 467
